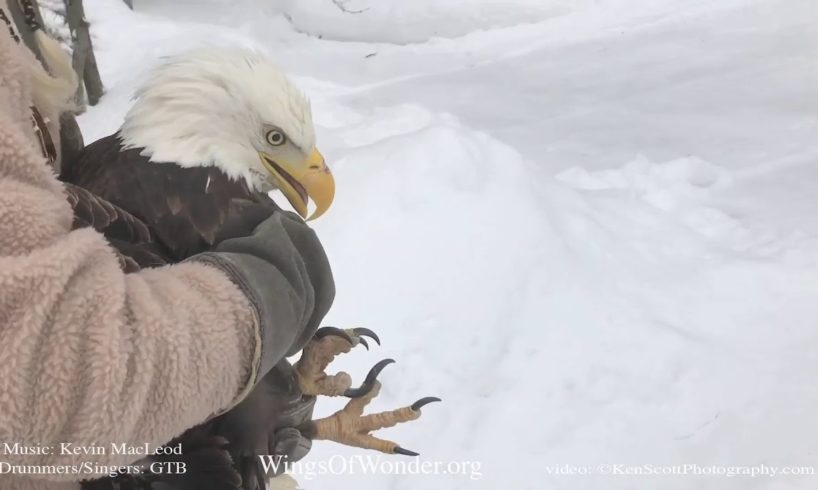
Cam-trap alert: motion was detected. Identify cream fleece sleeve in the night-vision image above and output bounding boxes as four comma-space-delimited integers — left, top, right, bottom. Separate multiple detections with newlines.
0, 20, 260, 480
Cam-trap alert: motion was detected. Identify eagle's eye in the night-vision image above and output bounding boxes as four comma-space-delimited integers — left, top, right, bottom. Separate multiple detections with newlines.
265, 129, 286, 146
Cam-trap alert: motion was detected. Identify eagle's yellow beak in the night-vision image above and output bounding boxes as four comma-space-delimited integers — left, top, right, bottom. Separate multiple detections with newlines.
259, 148, 335, 221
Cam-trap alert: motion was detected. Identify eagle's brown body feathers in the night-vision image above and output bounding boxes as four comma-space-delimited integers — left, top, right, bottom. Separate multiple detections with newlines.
62, 134, 278, 265
63, 182, 164, 271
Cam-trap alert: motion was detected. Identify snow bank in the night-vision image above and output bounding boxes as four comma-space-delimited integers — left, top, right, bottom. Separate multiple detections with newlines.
134, 0, 574, 44
307, 108, 818, 489
557, 157, 760, 249
281, 0, 570, 44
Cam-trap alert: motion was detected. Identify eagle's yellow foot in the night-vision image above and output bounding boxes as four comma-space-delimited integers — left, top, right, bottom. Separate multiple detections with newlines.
294, 327, 384, 397
305, 380, 441, 456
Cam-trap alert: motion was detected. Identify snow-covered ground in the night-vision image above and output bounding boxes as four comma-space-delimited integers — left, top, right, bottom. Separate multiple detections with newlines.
78, 1, 818, 488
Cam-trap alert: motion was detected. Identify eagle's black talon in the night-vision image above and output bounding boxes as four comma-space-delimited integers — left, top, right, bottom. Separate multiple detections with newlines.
314, 326, 354, 345
358, 337, 370, 350
411, 397, 442, 411
393, 447, 420, 457
351, 327, 381, 346
343, 358, 395, 398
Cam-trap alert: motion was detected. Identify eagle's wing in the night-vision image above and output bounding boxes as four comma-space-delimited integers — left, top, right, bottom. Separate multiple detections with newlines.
64, 181, 151, 243
63, 182, 169, 272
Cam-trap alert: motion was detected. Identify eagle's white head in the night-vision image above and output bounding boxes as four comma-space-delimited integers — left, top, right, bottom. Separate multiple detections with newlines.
119, 47, 334, 220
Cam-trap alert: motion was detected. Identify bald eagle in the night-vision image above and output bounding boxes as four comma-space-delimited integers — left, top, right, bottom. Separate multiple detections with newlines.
62, 48, 334, 264
64, 48, 439, 490
63, 48, 336, 490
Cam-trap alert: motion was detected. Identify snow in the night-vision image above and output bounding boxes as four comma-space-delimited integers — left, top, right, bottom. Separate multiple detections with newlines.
76, 0, 818, 488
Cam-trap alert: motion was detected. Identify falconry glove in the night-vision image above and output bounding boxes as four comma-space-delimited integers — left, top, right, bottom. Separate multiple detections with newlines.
190, 210, 335, 389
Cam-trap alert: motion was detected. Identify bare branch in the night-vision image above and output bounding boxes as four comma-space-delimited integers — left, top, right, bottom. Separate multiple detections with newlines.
331, 0, 368, 15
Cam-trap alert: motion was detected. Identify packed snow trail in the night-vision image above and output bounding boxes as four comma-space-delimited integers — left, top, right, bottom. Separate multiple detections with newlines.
78, 0, 818, 488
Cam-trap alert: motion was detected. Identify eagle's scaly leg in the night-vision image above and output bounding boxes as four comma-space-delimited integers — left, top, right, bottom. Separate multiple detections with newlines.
294, 326, 384, 397
302, 380, 441, 456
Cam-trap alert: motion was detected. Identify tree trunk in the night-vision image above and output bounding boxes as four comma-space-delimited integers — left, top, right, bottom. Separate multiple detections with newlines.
66, 0, 103, 107
82, 35, 103, 105
5, 0, 43, 64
